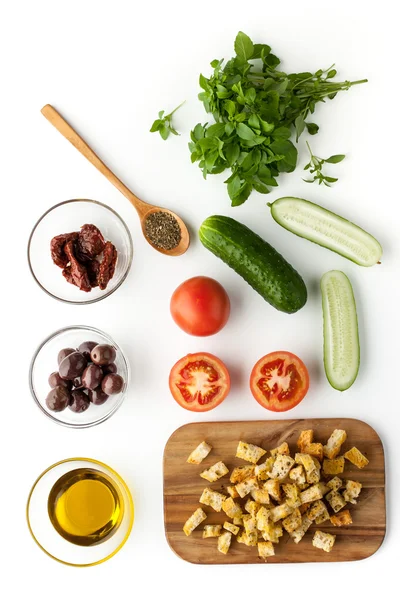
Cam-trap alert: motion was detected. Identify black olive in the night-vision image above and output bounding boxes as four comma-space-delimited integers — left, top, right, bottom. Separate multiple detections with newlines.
46, 386, 71, 412
77, 341, 98, 361
82, 364, 103, 390
101, 374, 124, 395
90, 344, 116, 366
69, 390, 90, 413
59, 352, 87, 380
88, 387, 109, 405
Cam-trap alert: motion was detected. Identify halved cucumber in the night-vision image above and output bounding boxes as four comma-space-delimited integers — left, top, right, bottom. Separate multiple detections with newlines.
321, 270, 360, 391
269, 197, 382, 267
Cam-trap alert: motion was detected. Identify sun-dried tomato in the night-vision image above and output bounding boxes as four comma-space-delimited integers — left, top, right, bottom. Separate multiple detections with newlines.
77, 224, 105, 260
98, 242, 118, 290
64, 240, 91, 292
50, 232, 79, 268
86, 260, 100, 288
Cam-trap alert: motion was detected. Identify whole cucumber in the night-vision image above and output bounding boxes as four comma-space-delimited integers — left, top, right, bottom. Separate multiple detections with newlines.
199, 215, 307, 313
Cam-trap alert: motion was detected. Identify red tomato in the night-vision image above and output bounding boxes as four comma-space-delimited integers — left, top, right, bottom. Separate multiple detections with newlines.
169, 352, 230, 412
250, 351, 309, 412
170, 276, 230, 336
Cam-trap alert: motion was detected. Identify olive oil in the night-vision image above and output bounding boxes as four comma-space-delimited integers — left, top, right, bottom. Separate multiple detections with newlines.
48, 468, 124, 546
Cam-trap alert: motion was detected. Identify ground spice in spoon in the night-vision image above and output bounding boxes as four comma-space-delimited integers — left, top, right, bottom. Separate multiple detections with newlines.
144, 211, 182, 250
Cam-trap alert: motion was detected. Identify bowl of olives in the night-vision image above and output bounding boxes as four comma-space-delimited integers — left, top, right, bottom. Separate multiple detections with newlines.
29, 325, 130, 427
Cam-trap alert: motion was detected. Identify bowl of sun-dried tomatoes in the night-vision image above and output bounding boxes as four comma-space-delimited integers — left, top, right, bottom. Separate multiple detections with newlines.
28, 199, 133, 304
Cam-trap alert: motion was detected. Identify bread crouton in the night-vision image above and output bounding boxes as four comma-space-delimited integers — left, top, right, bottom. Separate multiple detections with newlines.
289, 465, 306, 486
282, 507, 302, 533
237, 530, 257, 546
300, 483, 326, 504
303, 443, 324, 461
243, 514, 257, 534
306, 500, 326, 521
236, 476, 259, 498
267, 454, 295, 480
187, 441, 212, 464
344, 447, 369, 469
326, 476, 343, 492
256, 506, 270, 531
236, 441, 267, 464
255, 457, 275, 480
326, 490, 347, 513
312, 530, 336, 552
263, 479, 281, 502
295, 453, 320, 484
282, 483, 301, 508
260, 521, 283, 543
223, 521, 240, 535
297, 430, 313, 451
330, 509, 353, 526
270, 502, 293, 523
227, 485, 240, 499
270, 442, 290, 457
203, 524, 222, 538
244, 499, 260, 516
200, 461, 229, 483
289, 516, 312, 544
315, 502, 330, 525
343, 480, 362, 504
258, 541, 275, 559
323, 457, 345, 476
251, 488, 271, 505
233, 516, 243, 526
199, 488, 227, 512
218, 531, 232, 554
222, 497, 242, 519
183, 507, 207, 536
323, 429, 347, 459
229, 465, 255, 484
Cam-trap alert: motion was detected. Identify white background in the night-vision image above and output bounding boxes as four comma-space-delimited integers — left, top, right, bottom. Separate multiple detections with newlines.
1, 1, 398, 598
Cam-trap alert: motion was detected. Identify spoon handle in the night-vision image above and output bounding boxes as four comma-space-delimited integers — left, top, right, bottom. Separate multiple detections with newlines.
41, 104, 150, 218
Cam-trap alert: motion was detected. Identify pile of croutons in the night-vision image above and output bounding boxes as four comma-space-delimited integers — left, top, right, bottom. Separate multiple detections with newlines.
183, 429, 369, 558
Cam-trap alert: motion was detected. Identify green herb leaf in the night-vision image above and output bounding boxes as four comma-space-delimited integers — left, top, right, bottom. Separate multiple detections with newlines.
325, 154, 346, 164
236, 123, 257, 141
225, 143, 240, 166
252, 43, 271, 59
150, 102, 184, 140
295, 114, 306, 142
234, 31, 254, 61
305, 122, 319, 135
231, 182, 253, 206
303, 142, 345, 185
227, 174, 241, 200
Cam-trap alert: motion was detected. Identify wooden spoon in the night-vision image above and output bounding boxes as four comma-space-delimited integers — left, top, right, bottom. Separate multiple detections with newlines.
41, 104, 190, 256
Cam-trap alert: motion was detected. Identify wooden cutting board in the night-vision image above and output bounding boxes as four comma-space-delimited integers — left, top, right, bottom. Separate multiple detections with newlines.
163, 419, 386, 564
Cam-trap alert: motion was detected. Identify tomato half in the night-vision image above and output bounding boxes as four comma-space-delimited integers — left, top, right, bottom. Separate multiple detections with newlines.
250, 351, 309, 412
170, 276, 230, 337
169, 352, 230, 412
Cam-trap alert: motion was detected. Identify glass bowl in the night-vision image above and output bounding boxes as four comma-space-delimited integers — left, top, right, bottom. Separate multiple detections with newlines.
28, 199, 133, 304
29, 325, 130, 428
27, 457, 134, 567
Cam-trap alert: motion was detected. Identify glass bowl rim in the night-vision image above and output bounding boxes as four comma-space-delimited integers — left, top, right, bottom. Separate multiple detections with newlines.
29, 325, 130, 429
26, 457, 134, 567
27, 198, 134, 305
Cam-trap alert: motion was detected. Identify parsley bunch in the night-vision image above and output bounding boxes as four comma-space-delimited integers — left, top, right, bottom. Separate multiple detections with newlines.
189, 32, 366, 205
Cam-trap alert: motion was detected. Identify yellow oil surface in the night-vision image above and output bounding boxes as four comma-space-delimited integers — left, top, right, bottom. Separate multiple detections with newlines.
48, 468, 124, 546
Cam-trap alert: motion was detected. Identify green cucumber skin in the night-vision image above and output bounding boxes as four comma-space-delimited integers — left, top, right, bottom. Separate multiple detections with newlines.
269, 197, 383, 267
199, 215, 307, 314
321, 271, 360, 391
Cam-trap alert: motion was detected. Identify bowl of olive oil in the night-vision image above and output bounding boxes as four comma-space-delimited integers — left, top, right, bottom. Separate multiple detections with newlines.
27, 458, 134, 566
